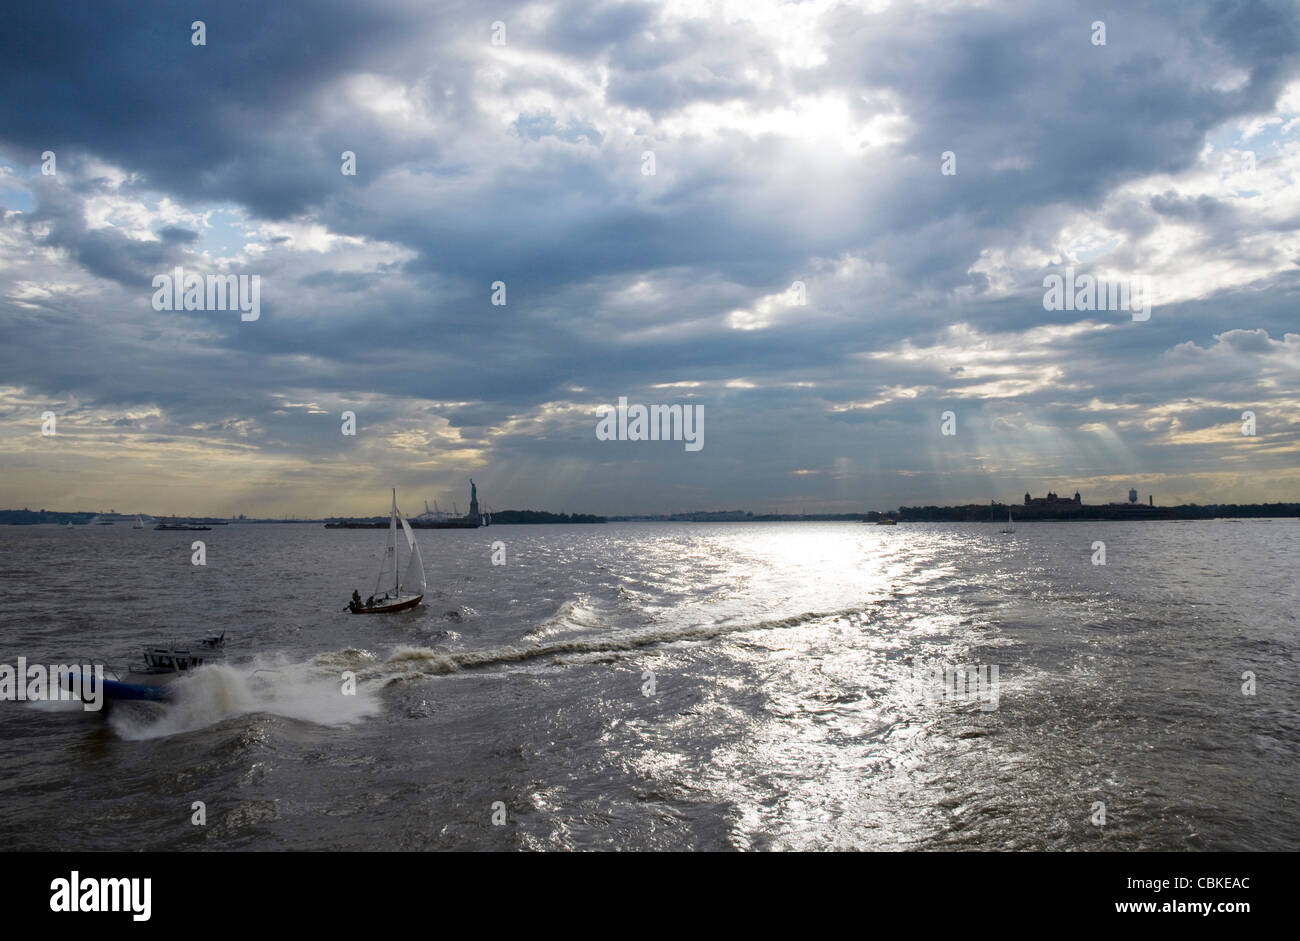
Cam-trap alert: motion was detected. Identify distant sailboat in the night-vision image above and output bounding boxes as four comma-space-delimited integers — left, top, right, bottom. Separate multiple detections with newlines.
999, 508, 1015, 534
347, 489, 426, 614
132, 515, 145, 529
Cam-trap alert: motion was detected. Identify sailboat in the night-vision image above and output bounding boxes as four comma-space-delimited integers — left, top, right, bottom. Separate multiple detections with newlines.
347, 489, 426, 614
999, 508, 1015, 534
132, 515, 145, 529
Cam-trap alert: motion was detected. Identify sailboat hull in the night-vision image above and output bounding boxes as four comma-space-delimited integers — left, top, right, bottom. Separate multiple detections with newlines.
349, 594, 423, 614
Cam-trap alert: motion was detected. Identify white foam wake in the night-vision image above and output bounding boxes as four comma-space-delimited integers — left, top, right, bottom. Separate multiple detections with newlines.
108, 656, 383, 740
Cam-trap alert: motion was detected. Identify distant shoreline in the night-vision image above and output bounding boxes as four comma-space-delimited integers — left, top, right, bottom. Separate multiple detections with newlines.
0, 508, 607, 526
4, 504, 1297, 526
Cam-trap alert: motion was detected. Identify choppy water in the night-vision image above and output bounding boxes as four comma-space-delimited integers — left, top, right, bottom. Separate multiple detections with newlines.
1, 520, 1296, 851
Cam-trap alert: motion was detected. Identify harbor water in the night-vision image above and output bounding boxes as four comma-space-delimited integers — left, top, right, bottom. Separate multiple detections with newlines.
0, 520, 1296, 850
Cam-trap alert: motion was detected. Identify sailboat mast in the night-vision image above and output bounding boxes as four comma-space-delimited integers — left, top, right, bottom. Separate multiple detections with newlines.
392, 488, 399, 595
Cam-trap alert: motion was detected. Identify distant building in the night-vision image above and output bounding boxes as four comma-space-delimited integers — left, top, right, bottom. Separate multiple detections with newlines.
1109, 489, 1159, 509
1024, 491, 1082, 507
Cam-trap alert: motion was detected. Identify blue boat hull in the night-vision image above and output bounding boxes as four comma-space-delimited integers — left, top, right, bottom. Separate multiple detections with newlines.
65, 672, 172, 703
102, 679, 171, 702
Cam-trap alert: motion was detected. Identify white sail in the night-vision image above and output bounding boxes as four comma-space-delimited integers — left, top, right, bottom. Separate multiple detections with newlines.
374, 491, 398, 596
389, 490, 398, 596
398, 511, 426, 595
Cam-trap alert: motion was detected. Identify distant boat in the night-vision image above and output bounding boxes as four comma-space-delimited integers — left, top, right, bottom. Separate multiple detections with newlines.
999, 509, 1015, 534
155, 522, 210, 531
132, 516, 145, 529
347, 489, 426, 614
876, 518, 897, 525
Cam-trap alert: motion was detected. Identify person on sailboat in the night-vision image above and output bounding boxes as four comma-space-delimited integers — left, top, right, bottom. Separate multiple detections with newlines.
352, 589, 362, 607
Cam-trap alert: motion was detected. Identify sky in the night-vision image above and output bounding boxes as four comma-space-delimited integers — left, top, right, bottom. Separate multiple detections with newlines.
1, 0, 1299, 518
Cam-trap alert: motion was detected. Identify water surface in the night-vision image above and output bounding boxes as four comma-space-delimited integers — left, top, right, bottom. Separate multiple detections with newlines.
1, 520, 1295, 850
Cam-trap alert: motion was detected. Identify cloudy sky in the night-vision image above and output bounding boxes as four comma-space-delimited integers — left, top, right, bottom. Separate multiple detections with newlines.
2, 0, 1299, 518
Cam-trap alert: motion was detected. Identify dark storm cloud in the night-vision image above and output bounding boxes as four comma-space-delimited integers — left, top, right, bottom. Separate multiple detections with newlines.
0, 0, 438, 216
20, 175, 176, 284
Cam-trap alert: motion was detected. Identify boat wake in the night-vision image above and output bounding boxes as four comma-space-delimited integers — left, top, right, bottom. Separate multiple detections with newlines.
521, 595, 605, 641
107, 657, 384, 740
372, 604, 881, 683
99, 595, 924, 738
